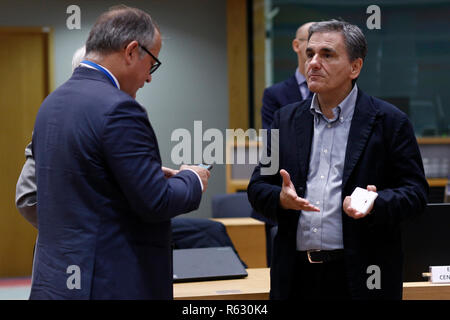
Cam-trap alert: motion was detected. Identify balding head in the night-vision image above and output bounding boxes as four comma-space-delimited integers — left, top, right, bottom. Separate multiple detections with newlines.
292, 22, 316, 76
296, 22, 315, 40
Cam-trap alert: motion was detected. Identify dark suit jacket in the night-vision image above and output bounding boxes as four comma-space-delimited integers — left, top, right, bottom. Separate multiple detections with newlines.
261, 75, 302, 130
248, 89, 428, 299
255, 75, 303, 226
31, 67, 202, 299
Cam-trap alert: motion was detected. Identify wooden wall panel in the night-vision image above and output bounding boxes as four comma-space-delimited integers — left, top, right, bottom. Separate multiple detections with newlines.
227, 0, 249, 130
252, 0, 266, 131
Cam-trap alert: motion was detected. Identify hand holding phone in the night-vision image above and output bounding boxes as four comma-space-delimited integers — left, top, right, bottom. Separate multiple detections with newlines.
198, 163, 213, 171
179, 164, 212, 192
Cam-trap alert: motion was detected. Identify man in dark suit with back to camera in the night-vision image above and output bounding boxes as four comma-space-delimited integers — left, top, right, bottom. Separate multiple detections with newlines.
248, 20, 428, 300
30, 6, 210, 299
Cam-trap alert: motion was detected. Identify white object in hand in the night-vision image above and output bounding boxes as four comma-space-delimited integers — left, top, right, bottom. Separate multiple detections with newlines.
350, 187, 378, 215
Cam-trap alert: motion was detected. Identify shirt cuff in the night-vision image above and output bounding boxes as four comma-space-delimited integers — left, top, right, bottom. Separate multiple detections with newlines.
184, 168, 204, 192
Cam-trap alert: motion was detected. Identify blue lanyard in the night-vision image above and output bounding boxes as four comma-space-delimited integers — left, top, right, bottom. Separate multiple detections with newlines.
81, 60, 118, 88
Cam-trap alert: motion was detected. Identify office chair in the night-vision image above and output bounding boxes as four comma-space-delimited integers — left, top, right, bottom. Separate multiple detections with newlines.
211, 192, 253, 218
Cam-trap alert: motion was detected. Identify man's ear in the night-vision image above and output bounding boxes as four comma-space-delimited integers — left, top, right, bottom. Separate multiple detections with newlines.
124, 40, 139, 65
350, 58, 363, 80
292, 38, 300, 53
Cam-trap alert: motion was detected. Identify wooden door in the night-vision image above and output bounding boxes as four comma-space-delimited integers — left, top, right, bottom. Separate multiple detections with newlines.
0, 27, 51, 277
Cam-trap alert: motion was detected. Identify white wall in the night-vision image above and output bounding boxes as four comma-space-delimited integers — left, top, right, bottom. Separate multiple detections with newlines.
1, 0, 229, 218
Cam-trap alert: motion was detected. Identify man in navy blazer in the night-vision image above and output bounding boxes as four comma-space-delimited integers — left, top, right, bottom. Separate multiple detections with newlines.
30, 6, 210, 299
261, 22, 315, 130
248, 20, 428, 299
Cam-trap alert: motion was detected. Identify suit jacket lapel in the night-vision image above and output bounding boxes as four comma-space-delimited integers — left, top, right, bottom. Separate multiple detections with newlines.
285, 75, 302, 103
295, 104, 314, 183
342, 89, 379, 189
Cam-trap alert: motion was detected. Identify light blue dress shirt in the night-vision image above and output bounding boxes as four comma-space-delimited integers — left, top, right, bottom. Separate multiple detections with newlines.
297, 84, 358, 251
295, 69, 311, 100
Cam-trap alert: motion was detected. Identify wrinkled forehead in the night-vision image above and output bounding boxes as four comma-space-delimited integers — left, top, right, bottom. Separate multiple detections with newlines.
307, 31, 346, 52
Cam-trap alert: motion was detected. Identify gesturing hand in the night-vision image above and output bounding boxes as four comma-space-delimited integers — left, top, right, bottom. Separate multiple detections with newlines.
279, 169, 320, 212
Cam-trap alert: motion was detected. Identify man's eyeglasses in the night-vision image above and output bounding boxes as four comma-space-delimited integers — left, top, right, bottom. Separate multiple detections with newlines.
139, 43, 161, 75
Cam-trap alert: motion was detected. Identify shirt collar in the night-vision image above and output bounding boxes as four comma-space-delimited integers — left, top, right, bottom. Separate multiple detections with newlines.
310, 84, 358, 124
79, 62, 121, 90
295, 68, 307, 85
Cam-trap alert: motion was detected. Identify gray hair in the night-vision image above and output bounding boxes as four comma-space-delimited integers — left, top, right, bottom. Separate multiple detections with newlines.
308, 20, 367, 62
71, 45, 86, 71
85, 6, 159, 59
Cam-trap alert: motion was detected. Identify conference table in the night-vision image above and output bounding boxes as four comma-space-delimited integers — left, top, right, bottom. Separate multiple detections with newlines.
174, 268, 450, 300
174, 268, 269, 300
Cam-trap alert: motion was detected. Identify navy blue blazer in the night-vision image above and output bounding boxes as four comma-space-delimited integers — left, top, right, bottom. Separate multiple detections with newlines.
260, 75, 302, 130
248, 89, 428, 299
31, 67, 202, 299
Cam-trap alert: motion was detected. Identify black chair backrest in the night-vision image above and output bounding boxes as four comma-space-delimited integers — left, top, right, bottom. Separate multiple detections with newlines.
212, 192, 253, 218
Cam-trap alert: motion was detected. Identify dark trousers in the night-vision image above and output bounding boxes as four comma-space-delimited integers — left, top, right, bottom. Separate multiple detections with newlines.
289, 251, 351, 300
